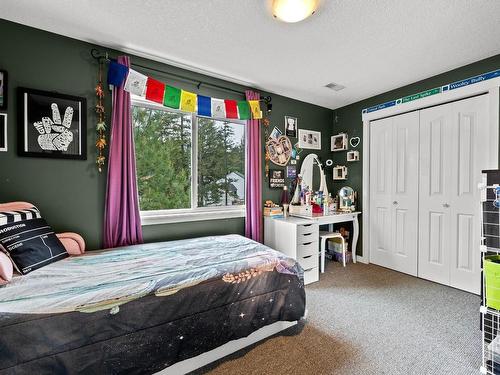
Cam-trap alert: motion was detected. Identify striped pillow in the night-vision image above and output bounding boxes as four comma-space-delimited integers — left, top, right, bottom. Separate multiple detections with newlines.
0, 207, 68, 275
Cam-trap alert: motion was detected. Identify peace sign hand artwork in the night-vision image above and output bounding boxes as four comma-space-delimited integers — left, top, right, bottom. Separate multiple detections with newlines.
33, 103, 74, 151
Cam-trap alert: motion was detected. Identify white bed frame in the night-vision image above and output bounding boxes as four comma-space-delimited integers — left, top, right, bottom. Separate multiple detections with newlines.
156, 320, 298, 375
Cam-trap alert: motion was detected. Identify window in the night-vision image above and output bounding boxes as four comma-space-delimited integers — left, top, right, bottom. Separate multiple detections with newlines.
132, 98, 245, 224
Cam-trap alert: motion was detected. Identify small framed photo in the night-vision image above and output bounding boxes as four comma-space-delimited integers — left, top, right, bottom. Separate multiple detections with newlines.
269, 169, 285, 188
18, 88, 87, 159
331, 133, 348, 152
347, 150, 360, 161
298, 129, 321, 150
333, 165, 348, 180
285, 116, 297, 137
0, 114, 7, 152
269, 126, 282, 140
286, 165, 297, 179
0, 70, 7, 110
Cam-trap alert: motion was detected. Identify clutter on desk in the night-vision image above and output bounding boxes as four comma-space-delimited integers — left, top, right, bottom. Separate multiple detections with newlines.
263, 200, 283, 217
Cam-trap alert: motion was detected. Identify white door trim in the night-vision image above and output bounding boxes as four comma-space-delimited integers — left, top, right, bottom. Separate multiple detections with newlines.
362, 78, 500, 264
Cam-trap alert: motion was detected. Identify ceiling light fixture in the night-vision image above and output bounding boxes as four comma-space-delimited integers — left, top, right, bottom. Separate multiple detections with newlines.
325, 82, 345, 91
272, 0, 318, 23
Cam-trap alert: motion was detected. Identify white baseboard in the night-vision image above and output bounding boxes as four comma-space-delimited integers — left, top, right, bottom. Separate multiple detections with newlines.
156, 320, 298, 375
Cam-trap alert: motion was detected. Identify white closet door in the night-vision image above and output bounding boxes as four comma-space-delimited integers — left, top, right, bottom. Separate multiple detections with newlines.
391, 111, 419, 276
370, 112, 419, 275
418, 104, 453, 286
448, 95, 489, 293
370, 117, 394, 269
419, 94, 490, 294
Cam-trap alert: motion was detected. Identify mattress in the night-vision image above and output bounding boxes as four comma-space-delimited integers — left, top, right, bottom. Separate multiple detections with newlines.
0, 234, 306, 374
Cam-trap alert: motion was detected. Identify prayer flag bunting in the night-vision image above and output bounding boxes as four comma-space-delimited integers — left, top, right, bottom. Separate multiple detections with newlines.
107, 60, 129, 87
237, 101, 251, 120
145, 78, 165, 104
163, 85, 181, 109
124, 69, 148, 97
180, 90, 197, 112
211, 98, 226, 118
224, 100, 238, 119
248, 100, 262, 119
197, 95, 212, 117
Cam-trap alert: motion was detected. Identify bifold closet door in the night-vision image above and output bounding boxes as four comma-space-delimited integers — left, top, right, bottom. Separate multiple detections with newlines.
370, 111, 419, 276
419, 94, 490, 294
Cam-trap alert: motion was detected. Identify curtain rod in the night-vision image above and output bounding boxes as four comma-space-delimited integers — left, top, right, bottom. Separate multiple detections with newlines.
90, 48, 271, 101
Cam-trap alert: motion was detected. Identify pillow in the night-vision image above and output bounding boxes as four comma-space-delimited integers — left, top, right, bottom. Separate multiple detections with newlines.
0, 207, 68, 275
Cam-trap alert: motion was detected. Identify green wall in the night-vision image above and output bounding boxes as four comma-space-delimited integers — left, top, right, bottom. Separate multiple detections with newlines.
0, 20, 332, 250
333, 54, 500, 256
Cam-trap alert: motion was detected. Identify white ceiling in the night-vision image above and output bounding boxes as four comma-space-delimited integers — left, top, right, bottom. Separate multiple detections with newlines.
2, 0, 500, 109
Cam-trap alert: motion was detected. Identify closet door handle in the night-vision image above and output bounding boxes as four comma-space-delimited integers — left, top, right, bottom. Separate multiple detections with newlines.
443, 203, 450, 208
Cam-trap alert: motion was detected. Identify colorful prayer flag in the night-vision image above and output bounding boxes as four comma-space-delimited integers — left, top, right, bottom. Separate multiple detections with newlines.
248, 100, 262, 119
145, 78, 165, 104
124, 69, 148, 97
163, 85, 181, 109
211, 98, 226, 118
107, 61, 128, 87
197, 95, 212, 117
224, 100, 238, 119
180, 90, 197, 112
237, 101, 251, 120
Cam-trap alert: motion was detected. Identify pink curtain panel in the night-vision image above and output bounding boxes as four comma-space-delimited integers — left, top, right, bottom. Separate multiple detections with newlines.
245, 90, 263, 243
103, 56, 143, 248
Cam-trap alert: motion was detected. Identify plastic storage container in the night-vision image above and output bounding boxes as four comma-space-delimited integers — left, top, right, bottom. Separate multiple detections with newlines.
485, 255, 500, 310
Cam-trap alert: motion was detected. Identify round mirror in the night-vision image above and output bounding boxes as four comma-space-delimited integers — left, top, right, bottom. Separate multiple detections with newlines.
339, 186, 354, 210
339, 186, 354, 198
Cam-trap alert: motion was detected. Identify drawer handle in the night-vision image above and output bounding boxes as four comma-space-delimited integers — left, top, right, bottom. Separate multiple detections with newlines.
303, 255, 312, 259
303, 233, 312, 236
303, 224, 312, 227
304, 268, 314, 272
302, 242, 313, 245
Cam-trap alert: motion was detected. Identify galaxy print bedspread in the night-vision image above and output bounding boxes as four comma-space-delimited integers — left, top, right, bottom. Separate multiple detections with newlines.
0, 234, 302, 314
0, 235, 306, 374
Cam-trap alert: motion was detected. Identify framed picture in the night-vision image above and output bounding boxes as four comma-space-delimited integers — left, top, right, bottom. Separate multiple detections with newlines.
18, 88, 87, 159
286, 165, 297, 178
347, 150, 360, 161
0, 70, 7, 110
298, 129, 321, 150
331, 133, 348, 152
269, 169, 285, 188
269, 126, 282, 140
0, 114, 6, 152
285, 116, 297, 137
333, 165, 348, 180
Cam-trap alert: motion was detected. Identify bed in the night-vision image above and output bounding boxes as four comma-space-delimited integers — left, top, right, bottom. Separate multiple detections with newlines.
0, 234, 306, 374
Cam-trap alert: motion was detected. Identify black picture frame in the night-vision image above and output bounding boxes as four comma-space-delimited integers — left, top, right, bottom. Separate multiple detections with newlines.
269, 169, 285, 188
18, 87, 87, 160
0, 70, 7, 111
0, 113, 7, 152
285, 115, 297, 138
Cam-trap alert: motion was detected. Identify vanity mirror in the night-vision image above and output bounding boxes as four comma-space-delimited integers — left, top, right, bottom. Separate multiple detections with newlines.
339, 186, 355, 211
299, 153, 329, 197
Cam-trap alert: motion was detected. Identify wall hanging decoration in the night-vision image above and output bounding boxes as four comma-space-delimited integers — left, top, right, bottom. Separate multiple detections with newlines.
106, 58, 265, 120
347, 150, 360, 161
0, 70, 7, 111
18, 87, 87, 159
285, 115, 297, 137
333, 165, 348, 180
95, 58, 107, 172
349, 136, 360, 148
266, 135, 292, 166
263, 117, 271, 179
286, 165, 297, 178
0, 113, 6, 151
269, 169, 285, 188
298, 129, 321, 150
331, 133, 348, 151
269, 126, 282, 140
325, 159, 333, 167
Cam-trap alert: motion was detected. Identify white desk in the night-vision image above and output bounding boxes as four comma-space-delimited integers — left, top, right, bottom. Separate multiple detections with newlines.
264, 212, 360, 285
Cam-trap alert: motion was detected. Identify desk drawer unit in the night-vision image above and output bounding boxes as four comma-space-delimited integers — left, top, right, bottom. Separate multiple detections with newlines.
297, 224, 319, 284
303, 266, 319, 285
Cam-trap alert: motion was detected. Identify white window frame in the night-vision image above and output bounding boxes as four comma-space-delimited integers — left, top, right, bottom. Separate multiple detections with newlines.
132, 96, 246, 225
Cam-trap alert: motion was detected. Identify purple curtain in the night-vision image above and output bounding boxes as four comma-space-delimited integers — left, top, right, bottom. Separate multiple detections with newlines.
245, 90, 262, 243
103, 56, 143, 248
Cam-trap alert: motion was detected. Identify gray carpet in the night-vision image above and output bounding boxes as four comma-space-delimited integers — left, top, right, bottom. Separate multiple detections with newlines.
200, 261, 481, 375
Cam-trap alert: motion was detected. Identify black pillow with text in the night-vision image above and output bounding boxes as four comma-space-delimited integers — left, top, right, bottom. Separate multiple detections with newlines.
0, 207, 68, 274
